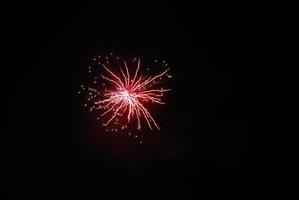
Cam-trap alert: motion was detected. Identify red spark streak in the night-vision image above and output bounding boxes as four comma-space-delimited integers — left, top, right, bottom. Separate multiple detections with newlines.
95, 58, 171, 130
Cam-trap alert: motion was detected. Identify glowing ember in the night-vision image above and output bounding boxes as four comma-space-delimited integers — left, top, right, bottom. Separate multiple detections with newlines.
80, 54, 171, 133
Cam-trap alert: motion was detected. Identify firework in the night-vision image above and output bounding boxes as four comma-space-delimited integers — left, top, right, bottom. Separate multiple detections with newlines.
80, 54, 171, 133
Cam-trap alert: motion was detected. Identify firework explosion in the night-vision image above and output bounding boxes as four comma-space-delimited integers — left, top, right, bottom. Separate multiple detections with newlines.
79, 53, 171, 137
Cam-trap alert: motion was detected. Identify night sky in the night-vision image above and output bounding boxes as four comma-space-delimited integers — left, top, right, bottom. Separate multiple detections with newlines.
3, 1, 297, 198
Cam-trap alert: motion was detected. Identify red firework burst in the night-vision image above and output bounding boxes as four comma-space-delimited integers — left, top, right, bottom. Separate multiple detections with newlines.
79, 54, 171, 133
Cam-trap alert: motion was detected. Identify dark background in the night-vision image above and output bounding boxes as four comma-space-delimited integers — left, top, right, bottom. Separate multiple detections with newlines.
3, 1, 297, 198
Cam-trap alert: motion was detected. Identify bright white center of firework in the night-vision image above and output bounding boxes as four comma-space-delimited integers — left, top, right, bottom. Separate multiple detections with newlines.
124, 90, 131, 97
123, 89, 130, 98
120, 90, 136, 103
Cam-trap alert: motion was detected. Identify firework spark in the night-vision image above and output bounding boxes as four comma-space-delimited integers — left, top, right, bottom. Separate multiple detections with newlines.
80, 54, 171, 133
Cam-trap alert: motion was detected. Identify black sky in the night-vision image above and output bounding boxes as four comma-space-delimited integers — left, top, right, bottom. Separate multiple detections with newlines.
3, 1, 297, 198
